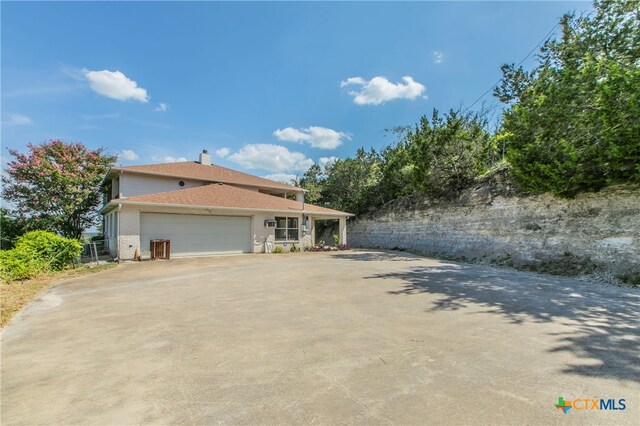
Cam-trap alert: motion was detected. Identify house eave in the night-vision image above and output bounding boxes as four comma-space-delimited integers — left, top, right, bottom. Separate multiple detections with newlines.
109, 199, 353, 217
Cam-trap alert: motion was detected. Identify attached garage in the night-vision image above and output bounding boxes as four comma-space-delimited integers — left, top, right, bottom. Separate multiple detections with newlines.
140, 213, 251, 257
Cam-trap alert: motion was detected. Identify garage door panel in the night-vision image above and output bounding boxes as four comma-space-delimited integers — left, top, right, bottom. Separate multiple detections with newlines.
140, 213, 251, 257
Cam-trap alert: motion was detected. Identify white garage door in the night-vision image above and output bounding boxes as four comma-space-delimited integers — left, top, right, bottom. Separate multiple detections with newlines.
140, 213, 251, 257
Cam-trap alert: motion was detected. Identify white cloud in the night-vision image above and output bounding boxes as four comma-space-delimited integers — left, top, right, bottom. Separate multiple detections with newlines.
119, 149, 139, 161
318, 156, 338, 171
84, 69, 149, 102
154, 102, 168, 112
151, 155, 188, 163
340, 75, 426, 105
228, 144, 314, 172
263, 173, 298, 184
4, 114, 33, 126
273, 127, 308, 143
432, 51, 445, 64
215, 147, 231, 158
341, 77, 366, 86
273, 126, 350, 149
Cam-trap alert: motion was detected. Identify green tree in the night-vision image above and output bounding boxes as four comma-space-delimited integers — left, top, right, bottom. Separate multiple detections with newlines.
2, 140, 117, 239
495, 0, 640, 196
298, 109, 493, 215
299, 164, 325, 205
321, 148, 383, 215
378, 127, 416, 202
383, 109, 493, 198
0, 208, 28, 250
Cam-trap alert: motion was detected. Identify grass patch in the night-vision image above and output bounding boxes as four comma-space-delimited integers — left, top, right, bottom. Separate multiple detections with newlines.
0, 263, 117, 328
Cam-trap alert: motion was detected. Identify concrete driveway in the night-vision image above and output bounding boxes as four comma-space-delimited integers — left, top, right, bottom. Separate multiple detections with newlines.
1, 250, 638, 425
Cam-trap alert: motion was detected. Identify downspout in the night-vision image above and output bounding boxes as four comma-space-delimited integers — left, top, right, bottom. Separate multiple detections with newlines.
117, 203, 122, 261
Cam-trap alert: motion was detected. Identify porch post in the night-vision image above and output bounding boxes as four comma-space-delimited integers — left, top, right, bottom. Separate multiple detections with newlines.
310, 217, 316, 245
339, 216, 347, 245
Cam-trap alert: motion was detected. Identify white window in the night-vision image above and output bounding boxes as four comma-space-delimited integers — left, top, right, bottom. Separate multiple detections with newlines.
275, 217, 299, 241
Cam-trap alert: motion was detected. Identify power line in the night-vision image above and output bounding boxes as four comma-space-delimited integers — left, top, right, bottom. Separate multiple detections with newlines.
462, 22, 560, 113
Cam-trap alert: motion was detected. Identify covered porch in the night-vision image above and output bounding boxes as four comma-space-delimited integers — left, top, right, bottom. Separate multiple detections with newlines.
307, 214, 348, 246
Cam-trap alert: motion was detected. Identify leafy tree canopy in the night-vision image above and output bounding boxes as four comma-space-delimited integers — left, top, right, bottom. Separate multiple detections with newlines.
2, 140, 117, 239
0, 208, 28, 250
299, 109, 493, 216
495, 0, 640, 196
299, 164, 325, 205
321, 148, 383, 215
382, 109, 494, 200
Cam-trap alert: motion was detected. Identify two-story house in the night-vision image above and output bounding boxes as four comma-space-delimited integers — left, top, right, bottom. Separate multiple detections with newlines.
100, 150, 352, 260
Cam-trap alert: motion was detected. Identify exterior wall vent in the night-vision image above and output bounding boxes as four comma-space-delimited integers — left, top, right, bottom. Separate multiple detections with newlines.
264, 219, 277, 228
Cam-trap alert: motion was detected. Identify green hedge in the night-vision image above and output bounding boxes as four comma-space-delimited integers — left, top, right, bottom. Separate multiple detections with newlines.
0, 231, 82, 281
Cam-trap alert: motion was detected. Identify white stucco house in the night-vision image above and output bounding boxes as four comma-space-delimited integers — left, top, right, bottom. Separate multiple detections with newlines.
100, 150, 352, 260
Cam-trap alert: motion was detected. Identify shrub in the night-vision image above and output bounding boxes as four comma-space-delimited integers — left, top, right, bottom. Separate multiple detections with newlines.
272, 246, 284, 254
332, 234, 340, 247
0, 231, 82, 281
0, 250, 46, 281
289, 244, 300, 253
16, 231, 82, 270
303, 243, 352, 252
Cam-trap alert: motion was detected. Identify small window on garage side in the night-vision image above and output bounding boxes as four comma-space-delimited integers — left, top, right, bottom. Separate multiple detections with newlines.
275, 217, 299, 241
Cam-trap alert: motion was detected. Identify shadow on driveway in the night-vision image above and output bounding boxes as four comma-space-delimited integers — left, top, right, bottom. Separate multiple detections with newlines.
333, 250, 422, 262
342, 254, 639, 383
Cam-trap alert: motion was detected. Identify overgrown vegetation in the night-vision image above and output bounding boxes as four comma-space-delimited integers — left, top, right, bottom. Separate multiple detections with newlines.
496, 0, 640, 196
381, 110, 496, 200
300, 110, 494, 216
0, 208, 27, 250
0, 231, 82, 281
299, 0, 639, 214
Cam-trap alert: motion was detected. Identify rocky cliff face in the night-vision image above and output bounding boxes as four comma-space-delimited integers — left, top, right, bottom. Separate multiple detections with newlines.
349, 171, 640, 285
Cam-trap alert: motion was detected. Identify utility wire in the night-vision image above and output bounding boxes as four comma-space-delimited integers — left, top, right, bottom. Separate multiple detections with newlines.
462, 22, 560, 113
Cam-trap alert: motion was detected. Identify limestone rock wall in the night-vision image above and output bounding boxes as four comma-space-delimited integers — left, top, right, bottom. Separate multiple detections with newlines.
349, 184, 640, 284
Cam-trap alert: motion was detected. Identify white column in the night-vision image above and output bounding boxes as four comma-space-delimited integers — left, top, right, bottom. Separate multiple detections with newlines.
339, 217, 347, 245
310, 217, 316, 245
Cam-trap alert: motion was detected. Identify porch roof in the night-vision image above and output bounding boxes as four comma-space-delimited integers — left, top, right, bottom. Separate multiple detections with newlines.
104, 183, 353, 217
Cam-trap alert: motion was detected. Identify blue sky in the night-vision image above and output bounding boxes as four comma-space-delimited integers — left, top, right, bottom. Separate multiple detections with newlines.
2, 1, 593, 183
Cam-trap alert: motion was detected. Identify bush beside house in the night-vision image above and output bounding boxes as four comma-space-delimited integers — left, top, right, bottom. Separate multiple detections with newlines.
0, 231, 82, 281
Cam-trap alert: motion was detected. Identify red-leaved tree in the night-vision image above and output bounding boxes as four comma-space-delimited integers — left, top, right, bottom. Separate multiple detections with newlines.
2, 140, 116, 239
